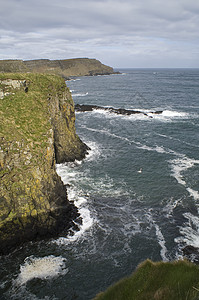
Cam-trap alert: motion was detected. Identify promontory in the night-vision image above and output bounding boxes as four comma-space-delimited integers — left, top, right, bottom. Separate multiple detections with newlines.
0, 72, 89, 254
0, 58, 117, 78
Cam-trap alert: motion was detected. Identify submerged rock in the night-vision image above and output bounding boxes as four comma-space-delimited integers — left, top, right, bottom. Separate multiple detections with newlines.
0, 73, 89, 254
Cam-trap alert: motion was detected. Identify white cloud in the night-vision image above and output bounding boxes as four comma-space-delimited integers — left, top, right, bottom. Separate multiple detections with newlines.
0, 0, 199, 67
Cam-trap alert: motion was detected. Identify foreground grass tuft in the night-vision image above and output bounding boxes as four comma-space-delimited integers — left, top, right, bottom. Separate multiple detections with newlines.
94, 259, 199, 300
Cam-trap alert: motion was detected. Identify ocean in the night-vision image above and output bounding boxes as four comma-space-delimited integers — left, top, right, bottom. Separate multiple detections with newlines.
0, 68, 199, 299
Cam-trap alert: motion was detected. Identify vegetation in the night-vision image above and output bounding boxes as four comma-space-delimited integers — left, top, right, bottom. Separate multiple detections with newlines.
0, 72, 80, 253
94, 259, 199, 300
0, 72, 71, 153
0, 58, 115, 78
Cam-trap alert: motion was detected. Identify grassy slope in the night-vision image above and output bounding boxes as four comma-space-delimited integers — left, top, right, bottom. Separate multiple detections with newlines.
0, 73, 72, 236
0, 58, 114, 77
94, 260, 199, 300
0, 73, 68, 155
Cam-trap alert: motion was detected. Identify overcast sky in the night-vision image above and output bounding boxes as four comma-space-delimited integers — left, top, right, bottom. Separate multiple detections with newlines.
0, 0, 199, 68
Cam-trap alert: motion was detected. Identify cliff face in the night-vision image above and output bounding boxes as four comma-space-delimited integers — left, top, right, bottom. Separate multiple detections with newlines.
0, 58, 116, 78
0, 73, 88, 254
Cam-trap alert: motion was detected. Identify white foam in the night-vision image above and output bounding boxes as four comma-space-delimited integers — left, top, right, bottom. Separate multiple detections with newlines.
56, 163, 80, 184
146, 211, 168, 261
162, 110, 187, 118
70, 78, 81, 82
155, 132, 199, 149
136, 142, 181, 156
72, 92, 88, 97
156, 133, 199, 148
84, 141, 101, 162
169, 156, 199, 201
146, 110, 189, 122
85, 175, 129, 197
15, 256, 67, 286
154, 146, 167, 153
82, 107, 149, 121
187, 188, 199, 201
127, 109, 188, 121
137, 143, 167, 154
128, 113, 152, 121
81, 125, 132, 144
77, 106, 190, 122
67, 186, 94, 240
92, 108, 113, 118
154, 223, 168, 262
163, 197, 182, 219
175, 213, 199, 249
135, 143, 199, 203
55, 163, 95, 244
55, 199, 94, 245
130, 140, 199, 203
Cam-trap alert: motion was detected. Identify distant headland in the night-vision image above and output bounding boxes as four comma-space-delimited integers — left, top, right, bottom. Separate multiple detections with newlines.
0, 58, 118, 79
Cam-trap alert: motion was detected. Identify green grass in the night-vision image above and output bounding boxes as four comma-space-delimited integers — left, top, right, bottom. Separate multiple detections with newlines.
94, 260, 199, 300
0, 73, 70, 157
0, 72, 78, 245
0, 72, 73, 184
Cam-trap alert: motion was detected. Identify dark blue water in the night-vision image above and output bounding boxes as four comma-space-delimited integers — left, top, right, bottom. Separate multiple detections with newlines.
0, 69, 199, 300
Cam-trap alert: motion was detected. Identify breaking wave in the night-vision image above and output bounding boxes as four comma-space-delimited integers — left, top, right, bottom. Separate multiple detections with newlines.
72, 92, 88, 97
175, 213, 199, 255
77, 107, 190, 122
169, 156, 199, 201
55, 163, 95, 244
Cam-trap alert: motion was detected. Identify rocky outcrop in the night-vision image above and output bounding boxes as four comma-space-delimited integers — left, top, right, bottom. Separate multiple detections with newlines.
0, 73, 89, 254
0, 58, 117, 78
75, 104, 163, 118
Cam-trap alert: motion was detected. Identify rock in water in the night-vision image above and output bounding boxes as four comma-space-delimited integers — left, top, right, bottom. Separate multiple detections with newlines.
0, 73, 89, 254
75, 104, 163, 117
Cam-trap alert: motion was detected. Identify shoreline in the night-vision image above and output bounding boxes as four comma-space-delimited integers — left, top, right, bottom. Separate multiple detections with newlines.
0, 73, 89, 255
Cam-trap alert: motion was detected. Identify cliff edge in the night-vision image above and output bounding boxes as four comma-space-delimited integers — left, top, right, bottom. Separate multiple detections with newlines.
94, 259, 199, 300
0, 73, 89, 254
0, 58, 117, 78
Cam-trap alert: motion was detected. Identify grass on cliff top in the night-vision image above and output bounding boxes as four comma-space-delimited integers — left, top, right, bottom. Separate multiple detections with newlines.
0, 73, 70, 153
94, 259, 199, 300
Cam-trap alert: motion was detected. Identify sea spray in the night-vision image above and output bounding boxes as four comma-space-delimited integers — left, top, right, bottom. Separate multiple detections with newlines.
15, 256, 67, 286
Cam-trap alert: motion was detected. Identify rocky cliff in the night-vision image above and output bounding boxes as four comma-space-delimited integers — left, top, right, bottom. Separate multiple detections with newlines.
0, 73, 89, 254
0, 58, 116, 78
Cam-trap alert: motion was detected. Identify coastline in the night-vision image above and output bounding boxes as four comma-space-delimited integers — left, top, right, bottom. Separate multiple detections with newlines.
0, 58, 118, 79
0, 73, 89, 254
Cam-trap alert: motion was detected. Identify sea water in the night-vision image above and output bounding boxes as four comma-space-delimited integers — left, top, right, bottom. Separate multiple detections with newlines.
0, 69, 199, 299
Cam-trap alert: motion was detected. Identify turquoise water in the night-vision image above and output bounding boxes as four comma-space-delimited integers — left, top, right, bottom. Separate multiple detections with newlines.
0, 69, 199, 299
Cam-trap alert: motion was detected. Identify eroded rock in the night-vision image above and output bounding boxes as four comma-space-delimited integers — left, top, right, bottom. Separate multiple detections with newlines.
0, 73, 88, 254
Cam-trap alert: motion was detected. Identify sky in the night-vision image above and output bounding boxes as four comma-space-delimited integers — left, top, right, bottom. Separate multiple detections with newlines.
0, 0, 199, 68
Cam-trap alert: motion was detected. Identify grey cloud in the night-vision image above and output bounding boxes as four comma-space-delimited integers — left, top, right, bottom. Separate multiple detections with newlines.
0, 0, 198, 67
1, 0, 197, 33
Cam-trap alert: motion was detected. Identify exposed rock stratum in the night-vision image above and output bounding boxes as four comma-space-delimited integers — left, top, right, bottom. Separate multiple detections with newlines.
0, 73, 89, 254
